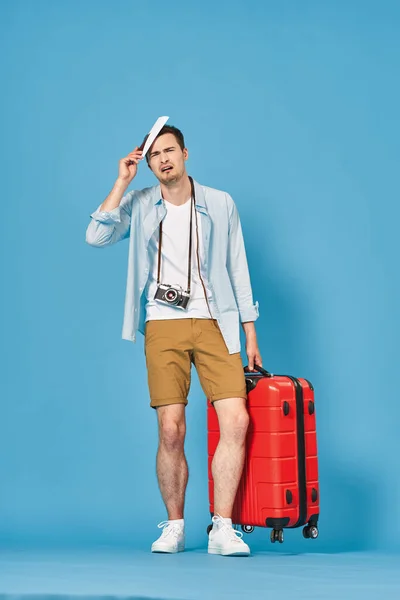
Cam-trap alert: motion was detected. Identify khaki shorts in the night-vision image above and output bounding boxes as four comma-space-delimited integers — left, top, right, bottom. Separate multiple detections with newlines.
144, 318, 247, 409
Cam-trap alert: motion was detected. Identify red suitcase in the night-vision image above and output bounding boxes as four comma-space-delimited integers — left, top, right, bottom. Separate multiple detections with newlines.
207, 364, 320, 543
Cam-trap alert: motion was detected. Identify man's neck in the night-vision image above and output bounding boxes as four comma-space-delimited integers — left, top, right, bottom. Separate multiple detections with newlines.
160, 174, 192, 206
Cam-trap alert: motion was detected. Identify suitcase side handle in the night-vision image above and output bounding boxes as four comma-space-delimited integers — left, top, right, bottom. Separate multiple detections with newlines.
244, 363, 273, 377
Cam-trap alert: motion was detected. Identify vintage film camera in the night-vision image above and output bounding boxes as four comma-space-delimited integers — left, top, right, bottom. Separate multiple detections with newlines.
154, 283, 190, 310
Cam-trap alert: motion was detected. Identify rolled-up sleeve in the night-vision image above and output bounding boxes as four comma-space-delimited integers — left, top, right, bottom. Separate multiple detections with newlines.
86, 191, 134, 247
226, 194, 260, 323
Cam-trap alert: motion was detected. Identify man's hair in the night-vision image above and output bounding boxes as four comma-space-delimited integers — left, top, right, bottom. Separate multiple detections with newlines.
142, 125, 185, 163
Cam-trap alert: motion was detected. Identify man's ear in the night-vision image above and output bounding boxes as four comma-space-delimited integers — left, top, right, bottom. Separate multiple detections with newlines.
183, 148, 189, 161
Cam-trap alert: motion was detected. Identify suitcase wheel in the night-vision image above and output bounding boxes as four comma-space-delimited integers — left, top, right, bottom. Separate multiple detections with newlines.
303, 525, 319, 539
241, 525, 254, 534
270, 529, 284, 544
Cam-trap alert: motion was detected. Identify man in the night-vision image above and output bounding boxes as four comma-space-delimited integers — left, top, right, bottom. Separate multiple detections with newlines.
86, 125, 262, 556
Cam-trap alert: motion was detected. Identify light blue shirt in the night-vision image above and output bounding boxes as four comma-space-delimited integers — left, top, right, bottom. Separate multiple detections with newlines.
85, 179, 259, 354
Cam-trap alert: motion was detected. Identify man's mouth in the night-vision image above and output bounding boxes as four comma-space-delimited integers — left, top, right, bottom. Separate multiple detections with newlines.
161, 165, 173, 173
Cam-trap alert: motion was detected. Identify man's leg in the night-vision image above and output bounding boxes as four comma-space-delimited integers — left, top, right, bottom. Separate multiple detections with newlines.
191, 319, 250, 554
207, 396, 251, 556
144, 319, 193, 553
156, 403, 188, 520
144, 320, 193, 521
211, 397, 249, 518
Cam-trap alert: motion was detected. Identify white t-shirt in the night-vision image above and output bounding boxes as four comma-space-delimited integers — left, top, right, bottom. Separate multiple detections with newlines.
144, 198, 213, 321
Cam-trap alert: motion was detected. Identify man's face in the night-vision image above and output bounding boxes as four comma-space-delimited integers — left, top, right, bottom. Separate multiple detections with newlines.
147, 133, 188, 185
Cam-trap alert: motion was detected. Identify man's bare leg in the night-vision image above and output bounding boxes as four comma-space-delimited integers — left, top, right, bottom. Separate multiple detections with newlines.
156, 403, 188, 520
211, 397, 249, 517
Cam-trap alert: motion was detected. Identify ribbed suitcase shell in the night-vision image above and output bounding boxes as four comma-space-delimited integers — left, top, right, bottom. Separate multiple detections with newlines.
207, 371, 319, 536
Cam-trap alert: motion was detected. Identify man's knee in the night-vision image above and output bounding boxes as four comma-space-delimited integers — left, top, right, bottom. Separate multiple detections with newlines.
216, 401, 250, 442
230, 409, 250, 440
157, 405, 186, 451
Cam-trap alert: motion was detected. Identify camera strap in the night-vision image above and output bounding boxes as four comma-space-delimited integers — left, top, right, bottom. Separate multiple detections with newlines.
157, 176, 195, 294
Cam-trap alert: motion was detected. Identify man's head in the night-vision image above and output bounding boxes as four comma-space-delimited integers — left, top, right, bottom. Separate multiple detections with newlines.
142, 125, 188, 185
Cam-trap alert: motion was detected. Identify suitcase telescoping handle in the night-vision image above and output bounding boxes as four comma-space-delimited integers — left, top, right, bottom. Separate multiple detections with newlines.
244, 364, 273, 377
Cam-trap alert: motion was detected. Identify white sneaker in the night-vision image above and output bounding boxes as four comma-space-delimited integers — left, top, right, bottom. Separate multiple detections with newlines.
151, 520, 185, 553
208, 514, 250, 556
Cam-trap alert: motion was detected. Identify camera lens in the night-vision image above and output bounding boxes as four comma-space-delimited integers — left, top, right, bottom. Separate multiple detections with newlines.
166, 289, 178, 302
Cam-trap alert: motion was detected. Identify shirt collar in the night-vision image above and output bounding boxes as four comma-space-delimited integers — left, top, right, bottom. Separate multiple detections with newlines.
152, 178, 207, 211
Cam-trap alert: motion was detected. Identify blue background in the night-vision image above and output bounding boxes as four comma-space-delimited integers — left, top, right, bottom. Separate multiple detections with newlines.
1, 0, 399, 554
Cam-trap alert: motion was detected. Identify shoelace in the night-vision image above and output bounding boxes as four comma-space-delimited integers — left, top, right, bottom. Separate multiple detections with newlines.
157, 521, 183, 539
212, 515, 245, 543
